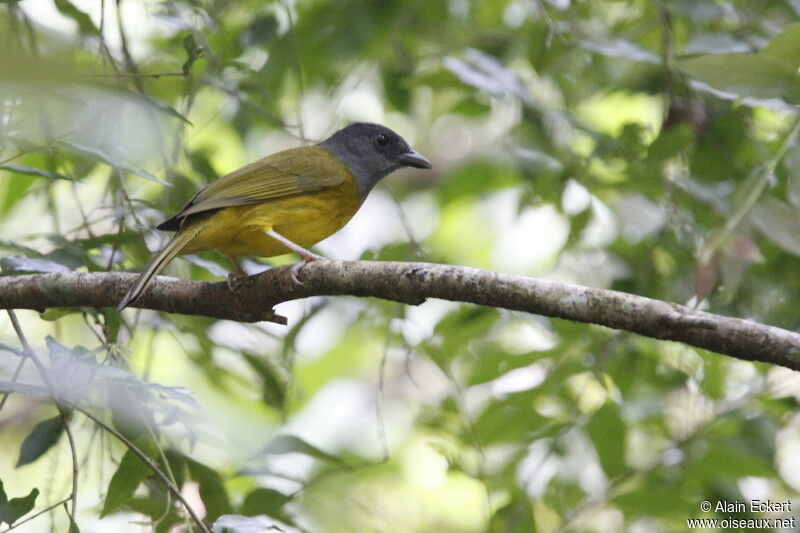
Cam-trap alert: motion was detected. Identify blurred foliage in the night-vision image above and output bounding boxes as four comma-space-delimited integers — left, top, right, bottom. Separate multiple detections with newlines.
1, 0, 800, 532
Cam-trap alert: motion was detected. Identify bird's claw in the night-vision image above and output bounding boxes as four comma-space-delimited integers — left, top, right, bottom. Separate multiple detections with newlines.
289, 253, 323, 285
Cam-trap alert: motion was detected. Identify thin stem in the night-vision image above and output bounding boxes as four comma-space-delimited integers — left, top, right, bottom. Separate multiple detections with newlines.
699, 114, 800, 264
6, 311, 79, 522
59, 412, 79, 524
84, 71, 187, 79
283, 0, 306, 143
0, 356, 27, 414
72, 406, 210, 533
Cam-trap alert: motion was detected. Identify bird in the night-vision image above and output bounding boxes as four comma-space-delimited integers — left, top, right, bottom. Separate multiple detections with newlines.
117, 122, 432, 311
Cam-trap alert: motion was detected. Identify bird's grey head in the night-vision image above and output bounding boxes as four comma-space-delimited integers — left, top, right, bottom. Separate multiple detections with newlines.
320, 122, 432, 196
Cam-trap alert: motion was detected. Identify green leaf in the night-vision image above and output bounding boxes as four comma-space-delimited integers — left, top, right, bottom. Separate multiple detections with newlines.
127, 497, 182, 532
761, 22, 800, 69
65, 507, 80, 533
182, 33, 203, 76
616, 477, 692, 518
489, 495, 536, 533
679, 23, 800, 106
586, 403, 626, 479
185, 457, 232, 522
53, 0, 100, 35
58, 141, 169, 185
751, 197, 800, 256
679, 53, 800, 105
17, 417, 65, 467
241, 14, 280, 47
101, 441, 158, 517
0, 164, 72, 181
0, 480, 39, 526
242, 353, 286, 409
263, 434, 343, 464
240, 487, 290, 519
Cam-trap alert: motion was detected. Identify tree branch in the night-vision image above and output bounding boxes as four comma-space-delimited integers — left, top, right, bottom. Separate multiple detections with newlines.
1, 260, 799, 370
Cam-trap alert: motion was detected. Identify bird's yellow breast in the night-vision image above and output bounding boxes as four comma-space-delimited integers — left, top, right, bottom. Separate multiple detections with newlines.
179, 174, 363, 258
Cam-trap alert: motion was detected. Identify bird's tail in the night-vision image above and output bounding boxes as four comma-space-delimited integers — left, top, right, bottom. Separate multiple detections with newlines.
117, 227, 201, 311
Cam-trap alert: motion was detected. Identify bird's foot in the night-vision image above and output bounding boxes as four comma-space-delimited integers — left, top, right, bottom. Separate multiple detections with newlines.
289, 251, 324, 285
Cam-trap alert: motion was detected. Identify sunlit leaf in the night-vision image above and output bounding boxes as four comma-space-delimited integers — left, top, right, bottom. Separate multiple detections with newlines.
679, 22, 800, 105
761, 22, 800, 68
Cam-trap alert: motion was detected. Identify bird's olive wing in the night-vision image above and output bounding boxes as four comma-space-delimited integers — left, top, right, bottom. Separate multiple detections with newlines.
175, 145, 347, 219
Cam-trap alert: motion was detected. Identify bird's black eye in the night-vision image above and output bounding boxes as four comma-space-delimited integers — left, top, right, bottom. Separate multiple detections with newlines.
376, 134, 389, 147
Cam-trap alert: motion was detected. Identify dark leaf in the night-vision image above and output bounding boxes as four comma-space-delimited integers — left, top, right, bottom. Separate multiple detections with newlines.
182, 33, 204, 76
242, 354, 286, 409
65, 507, 80, 533
16, 417, 65, 467
241, 14, 280, 47
240, 488, 290, 519
0, 481, 39, 526
186, 457, 233, 521
53, 0, 100, 35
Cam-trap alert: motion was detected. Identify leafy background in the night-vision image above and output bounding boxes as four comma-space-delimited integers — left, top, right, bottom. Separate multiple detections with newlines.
2, 0, 800, 531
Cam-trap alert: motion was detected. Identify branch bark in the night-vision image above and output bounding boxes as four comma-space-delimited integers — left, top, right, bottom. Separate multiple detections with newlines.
1, 260, 799, 370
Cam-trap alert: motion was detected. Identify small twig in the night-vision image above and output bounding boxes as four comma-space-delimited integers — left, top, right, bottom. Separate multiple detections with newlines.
283, 0, 306, 143
376, 306, 402, 461
72, 405, 210, 533
385, 187, 426, 259
5, 311, 79, 523
699, 114, 800, 265
114, 0, 144, 93
0, 356, 27, 414
59, 413, 79, 525
85, 71, 188, 79
0, 497, 71, 533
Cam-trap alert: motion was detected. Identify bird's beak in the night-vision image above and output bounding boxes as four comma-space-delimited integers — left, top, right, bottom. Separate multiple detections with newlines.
398, 149, 432, 169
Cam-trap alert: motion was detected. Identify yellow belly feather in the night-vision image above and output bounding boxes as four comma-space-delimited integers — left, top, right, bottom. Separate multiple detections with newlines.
179, 177, 363, 258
